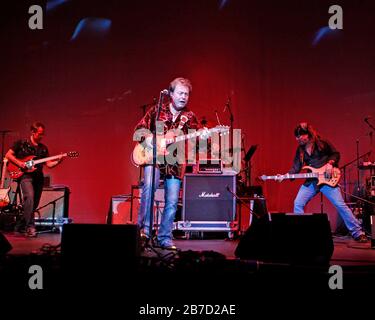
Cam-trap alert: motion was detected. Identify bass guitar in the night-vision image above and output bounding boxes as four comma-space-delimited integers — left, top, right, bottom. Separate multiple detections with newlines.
259, 165, 341, 187
7, 151, 79, 179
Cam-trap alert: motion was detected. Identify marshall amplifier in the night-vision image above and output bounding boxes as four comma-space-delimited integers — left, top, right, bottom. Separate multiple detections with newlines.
180, 174, 237, 231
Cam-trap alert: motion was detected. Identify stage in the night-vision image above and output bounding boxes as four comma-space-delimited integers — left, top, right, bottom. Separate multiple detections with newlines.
3, 232, 375, 266
1, 230, 375, 293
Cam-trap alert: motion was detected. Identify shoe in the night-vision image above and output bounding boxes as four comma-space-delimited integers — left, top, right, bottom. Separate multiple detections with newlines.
354, 234, 369, 243
157, 240, 177, 250
26, 227, 37, 238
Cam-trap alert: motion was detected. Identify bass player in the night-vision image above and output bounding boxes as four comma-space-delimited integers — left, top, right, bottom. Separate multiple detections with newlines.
275, 122, 368, 242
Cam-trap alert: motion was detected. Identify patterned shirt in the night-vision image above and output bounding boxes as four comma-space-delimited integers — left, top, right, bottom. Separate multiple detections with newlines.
134, 102, 199, 178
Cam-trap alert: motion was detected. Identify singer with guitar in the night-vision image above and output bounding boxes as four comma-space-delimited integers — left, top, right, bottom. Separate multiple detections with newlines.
133, 77, 200, 249
267, 122, 368, 243
5, 122, 64, 237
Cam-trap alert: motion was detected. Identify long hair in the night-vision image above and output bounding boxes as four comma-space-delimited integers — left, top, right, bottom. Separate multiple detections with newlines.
294, 122, 325, 163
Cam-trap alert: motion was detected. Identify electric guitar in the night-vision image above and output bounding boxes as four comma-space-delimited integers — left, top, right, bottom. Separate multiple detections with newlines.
259, 165, 341, 187
0, 158, 10, 207
131, 125, 229, 167
7, 151, 79, 179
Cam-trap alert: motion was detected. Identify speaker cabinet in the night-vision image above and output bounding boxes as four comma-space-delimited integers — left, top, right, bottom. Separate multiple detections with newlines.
61, 223, 140, 272
107, 186, 165, 225
108, 194, 134, 224
178, 174, 237, 232
182, 174, 236, 222
34, 186, 70, 224
0, 232, 12, 257
235, 213, 334, 265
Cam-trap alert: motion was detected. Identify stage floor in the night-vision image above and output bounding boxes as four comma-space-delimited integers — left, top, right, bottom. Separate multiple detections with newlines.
2, 230, 375, 296
3, 231, 375, 267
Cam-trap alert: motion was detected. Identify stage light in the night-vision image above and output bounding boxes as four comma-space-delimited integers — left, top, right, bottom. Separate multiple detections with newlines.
70, 17, 112, 41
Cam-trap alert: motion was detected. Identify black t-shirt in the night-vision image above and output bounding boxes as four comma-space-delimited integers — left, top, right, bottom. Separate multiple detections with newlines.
11, 139, 49, 173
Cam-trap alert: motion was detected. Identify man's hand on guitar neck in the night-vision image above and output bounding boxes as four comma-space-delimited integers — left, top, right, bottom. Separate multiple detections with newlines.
46, 153, 64, 168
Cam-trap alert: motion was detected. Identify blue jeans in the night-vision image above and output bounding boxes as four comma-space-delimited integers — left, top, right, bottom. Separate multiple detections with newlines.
18, 173, 44, 229
294, 181, 364, 239
137, 166, 181, 244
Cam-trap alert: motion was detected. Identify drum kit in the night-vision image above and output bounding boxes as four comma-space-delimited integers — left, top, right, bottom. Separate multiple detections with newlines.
359, 162, 375, 198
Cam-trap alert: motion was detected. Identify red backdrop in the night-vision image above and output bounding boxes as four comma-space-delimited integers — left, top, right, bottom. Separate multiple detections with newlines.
1, 1, 374, 229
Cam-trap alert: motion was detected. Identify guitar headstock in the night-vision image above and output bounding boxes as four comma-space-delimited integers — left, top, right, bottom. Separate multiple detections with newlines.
198, 125, 230, 140
211, 125, 230, 136
67, 151, 79, 158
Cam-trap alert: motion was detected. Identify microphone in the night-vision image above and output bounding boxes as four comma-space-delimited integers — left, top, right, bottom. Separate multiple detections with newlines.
161, 89, 169, 95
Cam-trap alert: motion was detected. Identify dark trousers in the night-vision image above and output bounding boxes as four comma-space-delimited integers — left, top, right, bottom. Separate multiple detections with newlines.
18, 173, 44, 229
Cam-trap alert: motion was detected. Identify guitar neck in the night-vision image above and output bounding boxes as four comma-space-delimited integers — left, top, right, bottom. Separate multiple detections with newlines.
265, 173, 319, 180
165, 130, 208, 144
33, 153, 67, 165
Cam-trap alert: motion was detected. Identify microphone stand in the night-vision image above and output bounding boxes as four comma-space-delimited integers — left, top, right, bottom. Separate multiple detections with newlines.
364, 118, 374, 161
138, 99, 157, 184
356, 140, 360, 194
226, 186, 260, 219
224, 98, 234, 158
147, 92, 164, 246
365, 118, 375, 131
